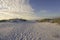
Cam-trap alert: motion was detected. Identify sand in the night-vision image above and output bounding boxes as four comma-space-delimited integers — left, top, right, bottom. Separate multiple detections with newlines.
0, 22, 60, 40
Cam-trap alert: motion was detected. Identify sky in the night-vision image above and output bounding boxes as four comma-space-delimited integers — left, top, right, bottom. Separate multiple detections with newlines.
0, 0, 60, 20
30, 0, 60, 18
0, 0, 37, 20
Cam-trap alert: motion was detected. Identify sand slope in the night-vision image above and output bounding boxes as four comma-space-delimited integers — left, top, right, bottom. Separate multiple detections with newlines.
0, 22, 60, 40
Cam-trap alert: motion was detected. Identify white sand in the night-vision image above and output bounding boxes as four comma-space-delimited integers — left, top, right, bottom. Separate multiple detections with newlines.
0, 22, 60, 40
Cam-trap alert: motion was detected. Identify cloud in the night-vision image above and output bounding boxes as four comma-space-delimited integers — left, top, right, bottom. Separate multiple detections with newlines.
38, 10, 60, 19
37, 10, 49, 19
40, 10, 48, 13
0, 0, 37, 20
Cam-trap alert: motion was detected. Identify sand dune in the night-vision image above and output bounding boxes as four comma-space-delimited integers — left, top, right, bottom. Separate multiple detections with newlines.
0, 22, 60, 40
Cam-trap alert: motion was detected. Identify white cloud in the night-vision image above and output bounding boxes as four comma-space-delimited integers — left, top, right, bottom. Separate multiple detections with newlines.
38, 10, 60, 19
39, 10, 48, 13
38, 10, 48, 17
0, 0, 37, 20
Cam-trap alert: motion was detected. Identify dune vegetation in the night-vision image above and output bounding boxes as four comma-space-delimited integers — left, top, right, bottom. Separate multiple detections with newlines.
0, 18, 27, 22
36, 18, 60, 24
51, 18, 60, 24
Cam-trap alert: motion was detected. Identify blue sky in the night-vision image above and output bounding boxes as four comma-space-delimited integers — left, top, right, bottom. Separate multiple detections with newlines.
30, 0, 60, 18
